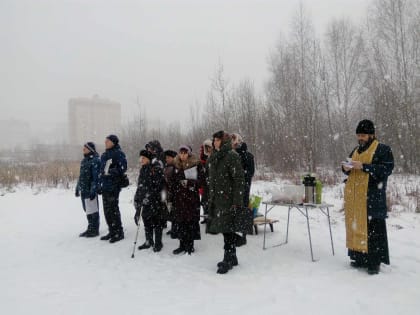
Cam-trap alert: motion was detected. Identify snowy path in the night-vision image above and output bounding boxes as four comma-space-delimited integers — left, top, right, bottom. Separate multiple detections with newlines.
1, 184, 419, 315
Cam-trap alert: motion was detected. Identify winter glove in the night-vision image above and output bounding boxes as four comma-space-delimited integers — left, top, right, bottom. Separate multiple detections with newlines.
75, 189, 80, 198
89, 191, 96, 201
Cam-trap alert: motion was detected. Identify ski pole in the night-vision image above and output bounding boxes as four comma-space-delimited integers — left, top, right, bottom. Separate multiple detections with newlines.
131, 206, 143, 258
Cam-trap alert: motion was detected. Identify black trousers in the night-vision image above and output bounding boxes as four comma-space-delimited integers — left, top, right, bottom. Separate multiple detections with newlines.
142, 215, 163, 246
223, 232, 236, 253
349, 218, 390, 267
102, 191, 123, 237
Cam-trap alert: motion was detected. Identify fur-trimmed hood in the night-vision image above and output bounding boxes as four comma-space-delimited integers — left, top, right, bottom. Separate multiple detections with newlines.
174, 154, 201, 170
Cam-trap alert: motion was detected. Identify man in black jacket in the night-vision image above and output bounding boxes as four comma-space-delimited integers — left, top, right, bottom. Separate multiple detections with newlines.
232, 133, 255, 246
99, 135, 127, 243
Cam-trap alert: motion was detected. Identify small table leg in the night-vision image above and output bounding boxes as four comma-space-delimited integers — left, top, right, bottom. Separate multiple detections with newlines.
263, 203, 268, 249
326, 207, 335, 255
305, 206, 315, 262
285, 206, 291, 243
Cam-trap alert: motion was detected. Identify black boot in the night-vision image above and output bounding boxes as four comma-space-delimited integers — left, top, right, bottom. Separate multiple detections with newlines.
85, 230, 99, 237
172, 240, 185, 255
217, 250, 238, 267
367, 264, 380, 275
138, 240, 153, 250
153, 227, 163, 252
79, 230, 88, 237
186, 240, 194, 255
234, 233, 247, 247
109, 232, 124, 243
100, 233, 111, 241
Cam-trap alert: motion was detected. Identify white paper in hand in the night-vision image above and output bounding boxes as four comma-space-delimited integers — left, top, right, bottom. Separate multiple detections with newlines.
104, 159, 112, 175
84, 197, 99, 214
184, 166, 198, 180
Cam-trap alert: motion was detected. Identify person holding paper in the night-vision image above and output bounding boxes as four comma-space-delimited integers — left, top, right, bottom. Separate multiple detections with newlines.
168, 145, 204, 255
342, 120, 394, 275
75, 142, 101, 237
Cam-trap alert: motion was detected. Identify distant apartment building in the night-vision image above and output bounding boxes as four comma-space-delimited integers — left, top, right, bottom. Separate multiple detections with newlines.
68, 95, 121, 145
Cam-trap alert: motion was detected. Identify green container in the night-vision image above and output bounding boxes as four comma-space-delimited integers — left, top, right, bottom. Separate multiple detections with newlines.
315, 180, 322, 204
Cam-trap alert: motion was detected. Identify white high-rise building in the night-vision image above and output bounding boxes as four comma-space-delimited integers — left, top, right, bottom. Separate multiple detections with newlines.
68, 95, 121, 146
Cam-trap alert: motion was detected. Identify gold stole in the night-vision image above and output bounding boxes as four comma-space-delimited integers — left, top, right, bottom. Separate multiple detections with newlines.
344, 139, 379, 253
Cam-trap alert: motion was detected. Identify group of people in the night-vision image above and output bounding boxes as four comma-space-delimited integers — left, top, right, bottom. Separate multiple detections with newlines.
76, 131, 255, 274
75, 120, 394, 275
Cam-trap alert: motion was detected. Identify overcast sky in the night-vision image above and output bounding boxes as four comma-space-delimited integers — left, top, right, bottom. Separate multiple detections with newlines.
0, 0, 367, 130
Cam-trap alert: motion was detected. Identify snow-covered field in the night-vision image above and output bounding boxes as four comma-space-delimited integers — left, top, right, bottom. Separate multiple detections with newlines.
1, 180, 419, 315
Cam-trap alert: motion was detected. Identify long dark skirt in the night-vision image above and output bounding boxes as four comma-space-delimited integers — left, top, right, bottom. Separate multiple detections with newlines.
172, 221, 201, 241
348, 218, 390, 266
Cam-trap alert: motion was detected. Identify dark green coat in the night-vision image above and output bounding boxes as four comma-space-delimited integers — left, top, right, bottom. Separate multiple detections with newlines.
206, 141, 246, 234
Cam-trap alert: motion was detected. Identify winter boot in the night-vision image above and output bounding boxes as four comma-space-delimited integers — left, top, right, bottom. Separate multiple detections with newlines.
172, 240, 186, 255
79, 230, 88, 237
216, 260, 233, 274
234, 233, 247, 247
153, 227, 163, 252
100, 233, 111, 241
367, 265, 380, 275
138, 240, 153, 250
217, 250, 238, 267
109, 233, 124, 243
186, 240, 194, 255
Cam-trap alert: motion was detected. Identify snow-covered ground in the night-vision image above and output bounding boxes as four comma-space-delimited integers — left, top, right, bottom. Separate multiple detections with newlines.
1, 180, 419, 315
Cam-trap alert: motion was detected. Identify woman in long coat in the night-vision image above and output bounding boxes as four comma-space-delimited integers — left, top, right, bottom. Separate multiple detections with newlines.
169, 145, 204, 255
206, 131, 248, 274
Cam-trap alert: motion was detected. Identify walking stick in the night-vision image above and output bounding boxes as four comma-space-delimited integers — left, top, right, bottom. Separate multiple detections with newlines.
131, 206, 143, 258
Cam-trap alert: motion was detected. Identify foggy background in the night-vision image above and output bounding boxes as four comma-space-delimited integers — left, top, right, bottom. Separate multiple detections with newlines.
1, 0, 366, 146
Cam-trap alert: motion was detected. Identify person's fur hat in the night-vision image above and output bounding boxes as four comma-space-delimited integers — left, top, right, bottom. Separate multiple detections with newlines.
106, 134, 119, 145
84, 142, 96, 153
179, 145, 192, 156
356, 120, 375, 135
202, 139, 212, 156
139, 149, 153, 161
231, 133, 243, 146
164, 150, 177, 158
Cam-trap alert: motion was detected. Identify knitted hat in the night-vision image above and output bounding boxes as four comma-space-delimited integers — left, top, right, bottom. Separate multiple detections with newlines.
106, 134, 119, 145
164, 150, 177, 158
139, 149, 153, 161
356, 120, 375, 135
84, 142, 96, 153
179, 145, 192, 156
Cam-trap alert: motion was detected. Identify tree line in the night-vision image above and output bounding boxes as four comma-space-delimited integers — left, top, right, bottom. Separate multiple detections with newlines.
121, 0, 420, 174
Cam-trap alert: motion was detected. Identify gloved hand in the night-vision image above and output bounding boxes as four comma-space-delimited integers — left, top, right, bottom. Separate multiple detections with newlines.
89, 191, 96, 200
134, 209, 141, 226
75, 189, 80, 198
